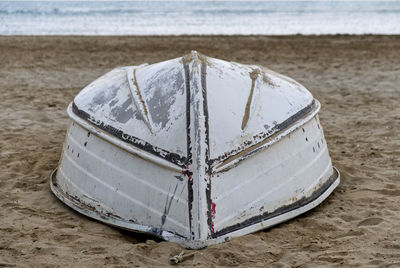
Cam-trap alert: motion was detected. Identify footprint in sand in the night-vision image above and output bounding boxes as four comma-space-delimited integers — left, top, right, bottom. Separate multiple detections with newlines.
83, 247, 107, 255
358, 217, 383, 227
339, 214, 359, 222
335, 229, 364, 239
54, 233, 81, 242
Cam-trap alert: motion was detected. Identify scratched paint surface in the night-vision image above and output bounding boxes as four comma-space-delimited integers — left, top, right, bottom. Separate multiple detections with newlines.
211, 116, 333, 233
206, 57, 313, 160
74, 54, 313, 166
74, 58, 188, 157
57, 122, 191, 237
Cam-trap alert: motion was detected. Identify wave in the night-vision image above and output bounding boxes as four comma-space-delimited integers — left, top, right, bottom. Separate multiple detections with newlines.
2, 8, 400, 18
1, 1, 400, 17
0, 8, 143, 16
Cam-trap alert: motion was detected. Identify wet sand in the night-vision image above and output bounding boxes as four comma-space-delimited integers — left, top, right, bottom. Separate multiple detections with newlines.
0, 35, 399, 267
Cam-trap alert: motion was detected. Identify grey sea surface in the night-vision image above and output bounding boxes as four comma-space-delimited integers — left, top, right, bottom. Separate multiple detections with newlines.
1, 1, 400, 35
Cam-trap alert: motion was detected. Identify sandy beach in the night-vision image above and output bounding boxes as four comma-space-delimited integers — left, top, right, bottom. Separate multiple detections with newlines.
0, 35, 399, 267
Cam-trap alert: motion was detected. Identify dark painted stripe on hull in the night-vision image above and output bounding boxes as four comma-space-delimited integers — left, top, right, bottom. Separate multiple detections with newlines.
72, 102, 188, 168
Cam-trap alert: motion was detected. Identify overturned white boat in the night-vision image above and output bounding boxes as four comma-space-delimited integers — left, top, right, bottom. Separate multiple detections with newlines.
50, 51, 339, 249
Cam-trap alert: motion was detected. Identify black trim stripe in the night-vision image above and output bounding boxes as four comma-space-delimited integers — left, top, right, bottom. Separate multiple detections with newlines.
183, 62, 194, 238
184, 64, 193, 166
200, 63, 214, 235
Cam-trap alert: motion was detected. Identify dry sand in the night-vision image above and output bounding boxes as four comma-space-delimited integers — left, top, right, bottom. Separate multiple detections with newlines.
0, 35, 399, 267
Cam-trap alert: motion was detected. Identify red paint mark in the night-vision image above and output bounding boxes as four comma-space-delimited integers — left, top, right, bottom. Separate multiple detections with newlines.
211, 200, 216, 219
210, 200, 216, 232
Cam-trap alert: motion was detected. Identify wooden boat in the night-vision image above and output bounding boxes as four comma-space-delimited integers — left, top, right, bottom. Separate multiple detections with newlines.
50, 51, 339, 248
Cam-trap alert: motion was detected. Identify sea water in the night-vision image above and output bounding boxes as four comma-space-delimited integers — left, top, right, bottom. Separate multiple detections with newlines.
1, 1, 399, 35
